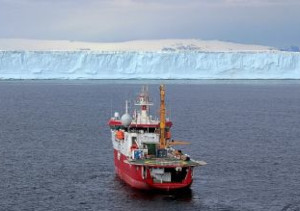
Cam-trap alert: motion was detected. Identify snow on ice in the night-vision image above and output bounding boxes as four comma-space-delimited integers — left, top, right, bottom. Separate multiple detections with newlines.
0, 39, 299, 79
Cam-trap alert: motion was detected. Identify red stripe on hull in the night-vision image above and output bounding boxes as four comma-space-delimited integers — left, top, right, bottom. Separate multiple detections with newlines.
113, 149, 193, 190
108, 120, 173, 128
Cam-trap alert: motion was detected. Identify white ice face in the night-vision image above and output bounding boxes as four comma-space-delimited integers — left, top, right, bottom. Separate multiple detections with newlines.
0, 51, 299, 79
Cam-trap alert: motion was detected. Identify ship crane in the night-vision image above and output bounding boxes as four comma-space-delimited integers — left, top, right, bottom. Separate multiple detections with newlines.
159, 84, 166, 149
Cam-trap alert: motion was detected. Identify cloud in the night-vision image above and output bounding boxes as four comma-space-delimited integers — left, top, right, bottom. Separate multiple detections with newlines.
0, 0, 299, 47
131, 0, 300, 6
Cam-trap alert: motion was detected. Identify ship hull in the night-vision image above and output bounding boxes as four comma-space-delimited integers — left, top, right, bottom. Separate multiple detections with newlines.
114, 149, 193, 190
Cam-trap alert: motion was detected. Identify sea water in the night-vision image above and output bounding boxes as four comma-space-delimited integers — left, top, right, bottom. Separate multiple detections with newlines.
0, 80, 300, 210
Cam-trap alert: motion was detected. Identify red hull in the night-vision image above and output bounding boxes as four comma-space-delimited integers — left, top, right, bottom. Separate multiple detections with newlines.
114, 149, 193, 190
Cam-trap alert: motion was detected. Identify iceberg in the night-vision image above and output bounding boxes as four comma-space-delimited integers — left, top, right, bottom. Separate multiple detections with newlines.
0, 50, 299, 79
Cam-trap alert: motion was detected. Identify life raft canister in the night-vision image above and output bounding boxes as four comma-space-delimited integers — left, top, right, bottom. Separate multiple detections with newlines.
116, 130, 124, 140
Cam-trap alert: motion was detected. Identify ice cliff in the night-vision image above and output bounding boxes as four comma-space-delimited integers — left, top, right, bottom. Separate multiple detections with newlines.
0, 51, 299, 79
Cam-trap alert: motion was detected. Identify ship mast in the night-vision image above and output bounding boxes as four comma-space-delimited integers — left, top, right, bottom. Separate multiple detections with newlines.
159, 84, 166, 149
134, 86, 153, 125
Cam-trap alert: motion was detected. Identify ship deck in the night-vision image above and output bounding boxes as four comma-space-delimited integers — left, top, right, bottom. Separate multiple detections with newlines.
125, 157, 205, 167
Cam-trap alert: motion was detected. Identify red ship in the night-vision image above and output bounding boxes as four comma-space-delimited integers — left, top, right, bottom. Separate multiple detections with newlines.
108, 85, 206, 190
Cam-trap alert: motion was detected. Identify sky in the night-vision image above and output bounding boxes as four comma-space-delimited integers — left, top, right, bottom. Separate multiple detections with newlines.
0, 0, 300, 48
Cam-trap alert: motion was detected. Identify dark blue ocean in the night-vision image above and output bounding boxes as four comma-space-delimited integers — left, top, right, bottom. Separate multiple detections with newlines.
1, 80, 300, 211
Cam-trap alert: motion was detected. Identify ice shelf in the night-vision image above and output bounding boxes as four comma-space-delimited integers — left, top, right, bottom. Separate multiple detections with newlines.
0, 51, 299, 79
